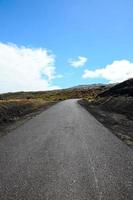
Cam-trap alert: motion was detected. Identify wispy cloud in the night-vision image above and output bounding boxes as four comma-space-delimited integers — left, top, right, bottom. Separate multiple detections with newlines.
0, 42, 60, 93
69, 56, 87, 68
82, 60, 133, 83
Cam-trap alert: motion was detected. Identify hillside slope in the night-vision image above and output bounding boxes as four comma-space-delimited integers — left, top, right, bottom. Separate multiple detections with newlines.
80, 79, 133, 147
99, 78, 133, 97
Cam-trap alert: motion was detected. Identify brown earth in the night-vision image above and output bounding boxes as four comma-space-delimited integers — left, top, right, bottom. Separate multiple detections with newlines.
0, 99, 57, 136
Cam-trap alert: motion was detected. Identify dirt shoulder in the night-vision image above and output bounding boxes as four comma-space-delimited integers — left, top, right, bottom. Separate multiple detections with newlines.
79, 98, 133, 148
0, 99, 57, 137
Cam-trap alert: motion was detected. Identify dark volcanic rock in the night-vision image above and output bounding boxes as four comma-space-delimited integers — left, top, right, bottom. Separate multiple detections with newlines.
99, 78, 133, 97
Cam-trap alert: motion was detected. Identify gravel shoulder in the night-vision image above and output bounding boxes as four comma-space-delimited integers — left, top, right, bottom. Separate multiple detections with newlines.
79, 99, 133, 148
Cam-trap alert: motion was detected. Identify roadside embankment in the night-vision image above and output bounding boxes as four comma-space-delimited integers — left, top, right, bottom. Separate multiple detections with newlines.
79, 98, 133, 148
0, 99, 57, 136
79, 79, 133, 148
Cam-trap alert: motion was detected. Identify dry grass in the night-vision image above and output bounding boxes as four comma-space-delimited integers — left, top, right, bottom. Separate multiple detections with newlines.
0, 99, 55, 125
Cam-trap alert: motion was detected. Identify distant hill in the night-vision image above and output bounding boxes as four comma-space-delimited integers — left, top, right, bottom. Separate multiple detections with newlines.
68, 84, 109, 90
0, 83, 111, 100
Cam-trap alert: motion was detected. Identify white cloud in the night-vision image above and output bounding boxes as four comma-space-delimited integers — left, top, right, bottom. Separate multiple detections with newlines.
69, 56, 87, 68
0, 42, 60, 93
82, 60, 133, 83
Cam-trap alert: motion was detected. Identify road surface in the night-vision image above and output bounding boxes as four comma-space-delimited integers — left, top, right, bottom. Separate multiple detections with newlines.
0, 99, 133, 200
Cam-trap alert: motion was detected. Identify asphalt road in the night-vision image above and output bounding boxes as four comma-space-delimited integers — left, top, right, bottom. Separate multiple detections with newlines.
0, 99, 133, 200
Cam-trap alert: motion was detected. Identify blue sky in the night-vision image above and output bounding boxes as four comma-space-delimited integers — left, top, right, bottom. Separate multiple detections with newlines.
0, 0, 133, 92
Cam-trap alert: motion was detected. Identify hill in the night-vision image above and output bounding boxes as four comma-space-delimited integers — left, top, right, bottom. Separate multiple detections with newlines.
98, 78, 133, 97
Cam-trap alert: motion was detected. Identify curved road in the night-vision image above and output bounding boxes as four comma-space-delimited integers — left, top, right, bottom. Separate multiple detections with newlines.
0, 99, 133, 200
